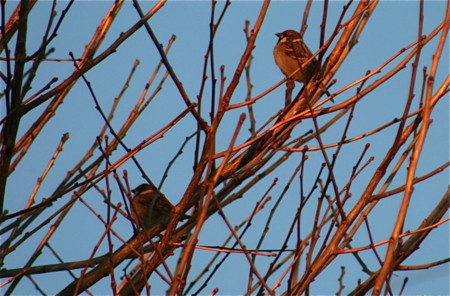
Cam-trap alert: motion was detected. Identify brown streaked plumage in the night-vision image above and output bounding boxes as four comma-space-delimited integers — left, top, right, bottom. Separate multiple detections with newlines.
131, 183, 188, 230
274, 29, 331, 98
274, 29, 318, 83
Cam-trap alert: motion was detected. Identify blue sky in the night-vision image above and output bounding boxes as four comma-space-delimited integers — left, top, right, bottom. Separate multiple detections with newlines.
1, 1, 449, 295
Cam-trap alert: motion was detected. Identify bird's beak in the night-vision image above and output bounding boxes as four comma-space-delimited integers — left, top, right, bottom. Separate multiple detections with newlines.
276, 32, 282, 38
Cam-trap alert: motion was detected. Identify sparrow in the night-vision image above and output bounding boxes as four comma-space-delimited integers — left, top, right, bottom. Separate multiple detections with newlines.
131, 183, 188, 230
119, 184, 191, 295
274, 29, 330, 96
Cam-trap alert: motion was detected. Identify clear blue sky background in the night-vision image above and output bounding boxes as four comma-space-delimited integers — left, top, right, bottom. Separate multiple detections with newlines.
2, 1, 449, 295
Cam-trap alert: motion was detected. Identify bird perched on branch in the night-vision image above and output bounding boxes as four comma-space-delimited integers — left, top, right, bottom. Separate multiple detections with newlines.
273, 29, 330, 96
131, 183, 188, 230
120, 184, 190, 295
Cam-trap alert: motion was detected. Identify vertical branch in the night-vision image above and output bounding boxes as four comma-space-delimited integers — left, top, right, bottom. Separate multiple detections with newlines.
208, 0, 217, 121
243, 20, 256, 136
0, 0, 30, 212
373, 1, 449, 293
